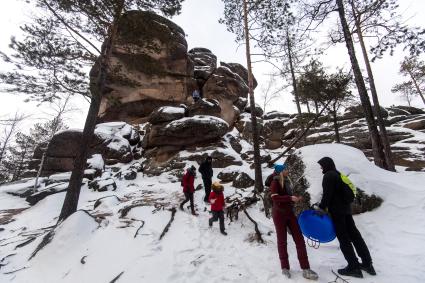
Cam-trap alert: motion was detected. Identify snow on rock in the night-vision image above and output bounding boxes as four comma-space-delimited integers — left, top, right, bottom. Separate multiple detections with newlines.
144, 115, 229, 148
87, 154, 105, 172
148, 106, 186, 124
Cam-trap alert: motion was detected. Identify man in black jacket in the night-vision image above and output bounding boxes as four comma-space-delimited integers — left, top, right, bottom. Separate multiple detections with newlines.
199, 156, 213, 202
318, 157, 376, 278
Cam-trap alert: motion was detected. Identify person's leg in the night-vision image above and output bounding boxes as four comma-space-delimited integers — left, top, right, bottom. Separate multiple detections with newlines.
218, 211, 225, 232
188, 192, 196, 214
209, 210, 219, 226
203, 178, 211, 202
272, 210, 290, 270
180, 192, 189, 210
345, 215, 372, 265
332, 214, 360, 268
287, 213, 310, 270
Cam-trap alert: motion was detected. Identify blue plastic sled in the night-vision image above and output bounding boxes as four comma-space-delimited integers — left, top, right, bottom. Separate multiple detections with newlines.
298, 210, 336, 245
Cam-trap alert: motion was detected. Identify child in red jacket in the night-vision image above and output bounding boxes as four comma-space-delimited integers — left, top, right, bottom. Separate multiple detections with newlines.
208, 181, 227, 235
180, 165, 198, 216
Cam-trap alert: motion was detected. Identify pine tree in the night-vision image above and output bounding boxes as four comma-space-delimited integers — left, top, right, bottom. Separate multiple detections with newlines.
1, 0, 185, 222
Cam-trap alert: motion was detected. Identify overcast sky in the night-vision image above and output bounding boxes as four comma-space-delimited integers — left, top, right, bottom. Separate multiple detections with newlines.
1, 0, 425, 129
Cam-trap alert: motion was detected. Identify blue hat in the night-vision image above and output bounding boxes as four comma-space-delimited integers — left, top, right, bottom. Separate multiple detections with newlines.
274, 164, 287, 173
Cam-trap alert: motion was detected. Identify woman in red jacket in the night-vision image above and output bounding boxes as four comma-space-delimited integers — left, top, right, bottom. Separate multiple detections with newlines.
208, 181, 227, 235
180, 165, 198, 216
271, 164, 318, 280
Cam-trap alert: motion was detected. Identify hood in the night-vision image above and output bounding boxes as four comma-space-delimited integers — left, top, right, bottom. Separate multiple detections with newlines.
318, 157, 336, 174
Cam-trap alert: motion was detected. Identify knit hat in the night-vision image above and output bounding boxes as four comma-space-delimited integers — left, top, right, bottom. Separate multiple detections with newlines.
274, 163, 287, 173
211, 181, 224, 191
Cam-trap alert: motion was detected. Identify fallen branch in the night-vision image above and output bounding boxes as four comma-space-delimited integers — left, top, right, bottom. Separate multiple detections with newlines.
159, 208, 176, 240
134, 220, 145, 238
93, 195, 122, 209
29, 229, 55, 260
329, 270, 350, 283
243, 209, 264, 243
226, 195, 260, 222
269, 100, 332, 166
3, 266, 27, 274
109, 271, 124, 283
119, 203, 147, 218
15, 237, 36, 249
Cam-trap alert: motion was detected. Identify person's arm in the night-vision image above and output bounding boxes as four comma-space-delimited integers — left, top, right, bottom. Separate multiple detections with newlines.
209, 191, 216, 203
270, 180, 292, 203
219, 193, 225, 208
319, 173, 336, 210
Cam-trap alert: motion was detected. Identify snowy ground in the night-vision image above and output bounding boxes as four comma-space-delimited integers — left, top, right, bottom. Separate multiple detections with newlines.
1, 144, 425, 283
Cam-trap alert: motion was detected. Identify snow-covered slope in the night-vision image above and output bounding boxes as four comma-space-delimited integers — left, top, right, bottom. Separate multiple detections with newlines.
1, 144, 425, 283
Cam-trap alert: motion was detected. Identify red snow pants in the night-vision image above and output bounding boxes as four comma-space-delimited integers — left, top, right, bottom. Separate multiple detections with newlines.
272, 208, 310, 270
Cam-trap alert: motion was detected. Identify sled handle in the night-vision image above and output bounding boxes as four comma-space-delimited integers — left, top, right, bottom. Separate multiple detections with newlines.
307, 237, 320, 249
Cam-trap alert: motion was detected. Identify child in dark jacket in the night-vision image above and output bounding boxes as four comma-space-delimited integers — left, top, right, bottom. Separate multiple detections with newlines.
208, 181, 227, 235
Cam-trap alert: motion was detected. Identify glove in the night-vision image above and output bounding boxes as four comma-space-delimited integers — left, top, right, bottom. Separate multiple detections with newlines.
312, 203, 327, 216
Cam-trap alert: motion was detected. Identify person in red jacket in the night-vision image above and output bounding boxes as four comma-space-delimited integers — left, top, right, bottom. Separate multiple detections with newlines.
180, 165, 198, 216
208, 181, 227, 235
271, 164, 318, 280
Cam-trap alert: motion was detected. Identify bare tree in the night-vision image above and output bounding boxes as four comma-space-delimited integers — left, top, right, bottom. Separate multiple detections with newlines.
391, 82, 414, 107
0, 112, 27, 163
260, 76, 282, 113
392, 56, 425, 106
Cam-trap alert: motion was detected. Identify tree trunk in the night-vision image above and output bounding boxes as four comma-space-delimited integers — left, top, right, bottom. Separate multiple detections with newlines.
332, 107, 340, 143
243, 0, 263, 193
351, 2, 395, 171
314, 100, 319, 114
336, 0, 386, 169
58, 6, 123, 222
286, 32, 302, 115
407, 68, 425, 106
306, 102, 311, 113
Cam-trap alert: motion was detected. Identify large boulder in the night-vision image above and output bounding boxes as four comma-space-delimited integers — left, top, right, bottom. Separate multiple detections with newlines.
220, 62, 258, 89
148, 106, 186, 124
187, 99, 222, 117
263, 119, 286, 141
31, 122, 138, 175
94, 10, 195, 123
403, 118, 425, 130
263, 111, 291, 120
188, 48, 217, 82
143, 115, 229, 148
235, 113, 263, 141
203, 63, 257, 126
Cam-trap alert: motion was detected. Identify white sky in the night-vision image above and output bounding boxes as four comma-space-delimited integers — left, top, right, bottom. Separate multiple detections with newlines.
1, 0, 425, 130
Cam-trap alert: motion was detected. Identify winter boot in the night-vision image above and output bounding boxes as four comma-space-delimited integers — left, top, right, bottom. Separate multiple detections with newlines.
281, 269, 291, 279
360, 262, 376, 275
179, 203, 184, 211
337, 265, 363, 278
302, 269, 319, 280
191, 211, 199, 216
220, 230, 227, 236
208, 219, 213, 227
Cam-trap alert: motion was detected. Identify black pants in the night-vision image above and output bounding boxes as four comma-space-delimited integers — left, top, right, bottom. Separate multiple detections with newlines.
331, 213, 372, 268
181, 192, 194, 212
209, 210, 225, 232
203, 178, 212, 202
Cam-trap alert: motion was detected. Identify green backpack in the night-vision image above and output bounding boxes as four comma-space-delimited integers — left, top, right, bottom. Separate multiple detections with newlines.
340, 173, 357, 204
